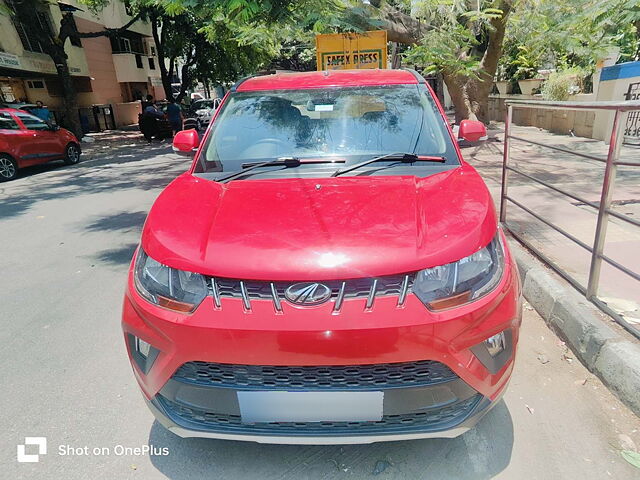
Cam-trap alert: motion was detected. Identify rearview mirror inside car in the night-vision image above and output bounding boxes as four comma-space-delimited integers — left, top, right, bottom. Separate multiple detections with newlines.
173, 129, 200, 156
458, 120, 487, 143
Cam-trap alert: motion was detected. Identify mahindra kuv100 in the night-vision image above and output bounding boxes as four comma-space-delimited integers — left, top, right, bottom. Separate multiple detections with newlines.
122, 69, 521, 444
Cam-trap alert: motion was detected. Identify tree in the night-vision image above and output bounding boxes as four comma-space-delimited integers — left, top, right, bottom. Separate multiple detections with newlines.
400, 1, 513, 123
143, 6, 273, 101
5, 0, 141, 136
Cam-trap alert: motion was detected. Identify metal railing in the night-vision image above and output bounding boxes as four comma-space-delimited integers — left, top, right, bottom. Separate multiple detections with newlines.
500, 99, 640, 339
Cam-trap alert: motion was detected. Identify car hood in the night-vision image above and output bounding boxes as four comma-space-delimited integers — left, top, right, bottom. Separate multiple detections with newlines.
142, 163, 497, 280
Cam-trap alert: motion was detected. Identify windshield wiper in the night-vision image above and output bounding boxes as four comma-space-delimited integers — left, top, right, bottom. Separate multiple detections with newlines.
331, 153, 446, 177
216, 157, 344, 183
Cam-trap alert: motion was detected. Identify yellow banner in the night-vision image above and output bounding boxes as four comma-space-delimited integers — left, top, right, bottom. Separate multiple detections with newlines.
316, 31, 388, 71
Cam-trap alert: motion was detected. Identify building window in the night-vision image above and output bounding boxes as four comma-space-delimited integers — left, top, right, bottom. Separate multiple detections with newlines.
9, 5, 55, 54
150, 45, 156, 56
110, 33, 145, 55
135, 54, 143, 68
148, 57, 155, 70
27, 80, 45, 89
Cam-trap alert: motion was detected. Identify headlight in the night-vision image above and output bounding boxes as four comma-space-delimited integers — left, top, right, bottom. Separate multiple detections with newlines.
134, 249, 208, 313
413, 234, 504, 310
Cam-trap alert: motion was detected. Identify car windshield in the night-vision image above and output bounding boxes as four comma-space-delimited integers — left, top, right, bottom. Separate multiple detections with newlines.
194, 85, 459, 179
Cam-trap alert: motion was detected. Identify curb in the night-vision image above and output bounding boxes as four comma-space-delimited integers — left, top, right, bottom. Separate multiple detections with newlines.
509, 239, 640, 417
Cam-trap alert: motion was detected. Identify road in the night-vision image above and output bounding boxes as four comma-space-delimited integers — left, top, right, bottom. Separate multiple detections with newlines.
1, 141, 639, 479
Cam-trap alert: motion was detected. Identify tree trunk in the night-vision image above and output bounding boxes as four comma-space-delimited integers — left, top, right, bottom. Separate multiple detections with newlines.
55, 55, 83, 137
150, 14, 175, 102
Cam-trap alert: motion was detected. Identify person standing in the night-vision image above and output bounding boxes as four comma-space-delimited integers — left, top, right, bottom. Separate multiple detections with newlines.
166, 99, 183, 135
32, 101, 51, 123
140, 100, 165, 143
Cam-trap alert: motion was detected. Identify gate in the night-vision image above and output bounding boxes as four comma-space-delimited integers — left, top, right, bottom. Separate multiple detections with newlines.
78, 104, 116, 133
624, 82, 640, 144
500, 99, 640, 339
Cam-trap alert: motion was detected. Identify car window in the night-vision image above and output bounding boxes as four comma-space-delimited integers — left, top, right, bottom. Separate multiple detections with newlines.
0, 112, 20, 130
15, 113, 49, 130
197, 85, 458, 178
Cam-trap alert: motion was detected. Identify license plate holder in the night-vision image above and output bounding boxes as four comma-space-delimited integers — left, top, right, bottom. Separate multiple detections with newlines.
237, 391, 384, 423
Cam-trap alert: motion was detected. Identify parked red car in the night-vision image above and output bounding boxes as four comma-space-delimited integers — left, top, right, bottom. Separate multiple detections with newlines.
122, 69, 521, 444
0, 108, 81, 181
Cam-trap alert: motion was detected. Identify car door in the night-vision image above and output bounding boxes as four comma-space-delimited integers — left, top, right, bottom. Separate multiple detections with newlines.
0, 112, 33, 167
13, 112, 63, 166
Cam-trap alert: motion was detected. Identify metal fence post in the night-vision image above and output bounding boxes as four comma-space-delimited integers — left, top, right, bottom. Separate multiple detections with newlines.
586, 109, 626, 299
499, 104, 513, 223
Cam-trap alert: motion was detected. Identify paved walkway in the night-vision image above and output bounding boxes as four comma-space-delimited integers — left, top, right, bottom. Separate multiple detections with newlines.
465, 125, 640, 326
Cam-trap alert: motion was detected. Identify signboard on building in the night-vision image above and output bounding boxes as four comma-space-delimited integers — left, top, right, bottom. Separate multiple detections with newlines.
316, 31, 387, 71
0, 52, 21, 69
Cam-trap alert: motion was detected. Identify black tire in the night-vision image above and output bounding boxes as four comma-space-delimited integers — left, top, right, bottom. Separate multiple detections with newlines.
64, 143, 81, 165
0, 154, 18, 182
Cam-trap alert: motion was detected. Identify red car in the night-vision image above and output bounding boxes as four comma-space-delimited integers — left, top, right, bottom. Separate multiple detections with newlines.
0, 108, 81, 181
122, 69, 521, 444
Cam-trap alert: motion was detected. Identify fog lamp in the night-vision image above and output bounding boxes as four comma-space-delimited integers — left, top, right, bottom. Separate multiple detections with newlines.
485, 332, 506, 357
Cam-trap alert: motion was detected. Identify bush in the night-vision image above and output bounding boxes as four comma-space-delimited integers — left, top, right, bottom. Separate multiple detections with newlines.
541, 69, 586, 100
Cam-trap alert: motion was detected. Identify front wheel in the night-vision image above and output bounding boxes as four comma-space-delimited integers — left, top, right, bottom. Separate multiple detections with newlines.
64, 143, 81, 165
0, 155, 18, 182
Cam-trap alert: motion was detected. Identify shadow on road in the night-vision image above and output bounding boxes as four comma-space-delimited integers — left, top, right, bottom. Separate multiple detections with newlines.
0, 144, 186, 220
148, 401, 513, 480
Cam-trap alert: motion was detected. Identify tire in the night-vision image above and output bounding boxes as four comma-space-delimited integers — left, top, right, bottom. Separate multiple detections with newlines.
64, 143, 81, 165
0, 154, 18, 182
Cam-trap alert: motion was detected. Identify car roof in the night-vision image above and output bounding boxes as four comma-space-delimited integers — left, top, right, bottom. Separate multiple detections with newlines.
0, 107, 29, 114
236, 69, 420, 92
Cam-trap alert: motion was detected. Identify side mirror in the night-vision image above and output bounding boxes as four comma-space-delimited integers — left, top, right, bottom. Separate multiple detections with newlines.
172, 129, 200, 156
48, 123, 60, 131
458, 120, 487, 143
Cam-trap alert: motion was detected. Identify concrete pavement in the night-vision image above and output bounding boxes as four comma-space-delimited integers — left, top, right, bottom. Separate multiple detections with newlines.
1, 139, 640, 479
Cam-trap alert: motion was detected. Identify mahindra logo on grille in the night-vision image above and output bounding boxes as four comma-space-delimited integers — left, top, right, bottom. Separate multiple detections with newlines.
284, 282, 332, 306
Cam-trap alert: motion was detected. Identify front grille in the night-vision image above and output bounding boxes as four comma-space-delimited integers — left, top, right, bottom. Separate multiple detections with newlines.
208, 274, 414, 312
156, 393, 482, 435
172, 360, 458, 391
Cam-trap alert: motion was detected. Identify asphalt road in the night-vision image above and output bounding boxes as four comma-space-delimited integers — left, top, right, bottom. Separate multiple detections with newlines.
1, 141, 639, 479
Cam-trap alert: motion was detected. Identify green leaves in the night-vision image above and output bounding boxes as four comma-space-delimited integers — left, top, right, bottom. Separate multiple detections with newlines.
621, 450, 640, 470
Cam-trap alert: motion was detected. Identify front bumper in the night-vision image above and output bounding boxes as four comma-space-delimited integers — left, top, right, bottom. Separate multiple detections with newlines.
122, 239, 521, 444
146, 392, 499, 444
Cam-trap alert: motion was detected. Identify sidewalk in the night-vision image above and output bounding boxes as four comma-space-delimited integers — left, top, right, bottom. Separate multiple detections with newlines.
79, 128, 150, 159
465, 124, 640, 325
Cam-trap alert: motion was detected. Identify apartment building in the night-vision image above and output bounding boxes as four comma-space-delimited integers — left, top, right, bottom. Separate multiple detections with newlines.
0, 0, 167, 127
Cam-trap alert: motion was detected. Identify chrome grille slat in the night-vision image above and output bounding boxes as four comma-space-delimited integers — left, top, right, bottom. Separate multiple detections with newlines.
209, 275, 414, 311
210, 278, 221, 308
270, 283, 282, 312
398, 275, 410, 307
365, 279, 378, 309
239, 281, 251, 310
334, 281, 346, 312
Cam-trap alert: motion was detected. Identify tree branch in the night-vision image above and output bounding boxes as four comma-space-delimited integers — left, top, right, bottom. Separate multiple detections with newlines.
76, 12, 142, 39
346, 1, 424, 45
